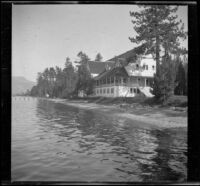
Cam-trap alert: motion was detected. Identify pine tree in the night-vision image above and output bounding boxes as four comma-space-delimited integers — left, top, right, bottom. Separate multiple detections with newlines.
54, 66, 64, 97
182, 54, 188, 95
30, 85, 38, 96
129, 5, 187, 101
75, 51, 93, 96
48, 67, 56, 97
153, 54, 176, 101
62, 57, 77, 97
174, 62, 186, 95
95, 53, 103, 62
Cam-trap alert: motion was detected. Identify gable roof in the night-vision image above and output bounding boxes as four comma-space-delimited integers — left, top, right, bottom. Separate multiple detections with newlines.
88, 61, 115, 74
106, 44, 147, 62
94, 66, 129, 80
107, 48, 136, 62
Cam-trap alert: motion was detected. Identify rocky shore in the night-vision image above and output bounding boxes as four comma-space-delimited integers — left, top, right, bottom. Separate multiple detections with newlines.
49, 98, 187, 129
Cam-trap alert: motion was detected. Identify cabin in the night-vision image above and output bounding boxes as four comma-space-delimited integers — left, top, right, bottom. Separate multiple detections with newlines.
93, 54, 156, 97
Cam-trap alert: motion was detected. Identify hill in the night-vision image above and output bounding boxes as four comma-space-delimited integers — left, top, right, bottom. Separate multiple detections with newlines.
12, 76, 35, 95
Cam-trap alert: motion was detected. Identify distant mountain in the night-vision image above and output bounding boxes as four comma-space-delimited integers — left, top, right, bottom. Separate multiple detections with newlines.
12, 76, 36, 95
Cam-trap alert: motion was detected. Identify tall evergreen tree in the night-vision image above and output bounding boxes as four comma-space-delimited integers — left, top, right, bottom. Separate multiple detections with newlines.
30, 56, 79, 98
62, 57, 78, 97
30, 85, 38, 96
75, 51, 93, 96
129, 5, 186, 69
129, 5, 187, 101
48, 67, 56, 97
54, 66, 64, 97
154, 54, 177, 101
174, 62, 186, 95
95, 53, 103, 62
182, 54, 188, 95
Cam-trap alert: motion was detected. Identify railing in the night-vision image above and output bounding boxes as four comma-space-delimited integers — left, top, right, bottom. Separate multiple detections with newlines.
94, 82, 140, 88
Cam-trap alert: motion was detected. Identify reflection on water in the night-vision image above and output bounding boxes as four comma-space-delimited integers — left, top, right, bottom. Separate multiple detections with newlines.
12, 97, 187, 182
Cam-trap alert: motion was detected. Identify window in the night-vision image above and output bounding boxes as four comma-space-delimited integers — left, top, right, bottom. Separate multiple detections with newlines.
138, 78, 140, 81
130, 88, 137, 94
152, 65, 155, 70
107, 88, 109, 94
111, 77, 114, 83
137, 88, 140, 94
103, 89, 106, 94
136, 64, 139, 70
111, 88, 114, 94
107, 78, 110, 84
123, 78, 127, 83
130, 88, 133, 93
146, 65, 148, 70
97, 89, 99, 94
100, 89, 102, 94
146, 79, 149, 86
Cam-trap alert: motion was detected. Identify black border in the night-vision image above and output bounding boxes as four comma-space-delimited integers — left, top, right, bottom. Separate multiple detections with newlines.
1, 1, 12, 182
1, 1, 200, 184
187, 2, 200, 182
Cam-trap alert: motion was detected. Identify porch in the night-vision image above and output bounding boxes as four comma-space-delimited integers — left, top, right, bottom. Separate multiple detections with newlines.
94, 76, 153, 88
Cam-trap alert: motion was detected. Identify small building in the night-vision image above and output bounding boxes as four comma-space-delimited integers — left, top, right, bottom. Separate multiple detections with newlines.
93, 54, 156, 97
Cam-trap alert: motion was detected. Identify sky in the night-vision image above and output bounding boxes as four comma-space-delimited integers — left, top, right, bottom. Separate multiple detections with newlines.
12, 4, 188, 82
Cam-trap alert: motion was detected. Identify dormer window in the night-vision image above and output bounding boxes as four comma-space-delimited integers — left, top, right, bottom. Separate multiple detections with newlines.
142, 64, 148, 70
105, 64, 111, 71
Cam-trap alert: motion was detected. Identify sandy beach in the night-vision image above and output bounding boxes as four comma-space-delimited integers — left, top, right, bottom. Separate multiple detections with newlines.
49, 98, 187, 129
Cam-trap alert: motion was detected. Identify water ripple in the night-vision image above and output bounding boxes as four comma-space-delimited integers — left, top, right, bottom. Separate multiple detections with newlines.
12, 97, 187, 182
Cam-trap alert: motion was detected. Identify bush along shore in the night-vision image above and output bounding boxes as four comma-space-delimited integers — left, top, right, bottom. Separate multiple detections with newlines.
49, 95, 187, 129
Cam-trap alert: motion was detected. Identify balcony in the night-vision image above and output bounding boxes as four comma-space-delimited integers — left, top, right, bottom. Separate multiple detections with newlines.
94, 82, 140, 88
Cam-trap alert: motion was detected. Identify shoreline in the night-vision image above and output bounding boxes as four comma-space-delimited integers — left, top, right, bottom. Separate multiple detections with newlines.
49, 98, 187, 129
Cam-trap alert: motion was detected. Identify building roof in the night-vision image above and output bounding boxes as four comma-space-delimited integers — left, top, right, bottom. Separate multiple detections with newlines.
106, 44, 147, 62
94, 66, 129, 80
94, 63, 155, 80
87, 61, 115, 75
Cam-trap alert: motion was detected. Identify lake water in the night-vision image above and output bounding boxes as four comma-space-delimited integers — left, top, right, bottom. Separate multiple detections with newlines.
12, 97, 187, 182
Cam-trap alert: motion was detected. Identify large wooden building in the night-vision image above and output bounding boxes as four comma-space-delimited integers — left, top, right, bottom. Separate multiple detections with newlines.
91, 54, 156, 97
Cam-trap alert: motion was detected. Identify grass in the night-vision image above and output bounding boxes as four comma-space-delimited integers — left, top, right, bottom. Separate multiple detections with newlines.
165, 95, 188, 107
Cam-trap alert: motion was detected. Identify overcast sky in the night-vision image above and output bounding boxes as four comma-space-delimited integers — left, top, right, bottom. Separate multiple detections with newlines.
12, 4, 188, 82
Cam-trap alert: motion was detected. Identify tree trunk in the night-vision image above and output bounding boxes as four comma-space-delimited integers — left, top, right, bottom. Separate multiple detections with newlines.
155, 35, 160, 75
